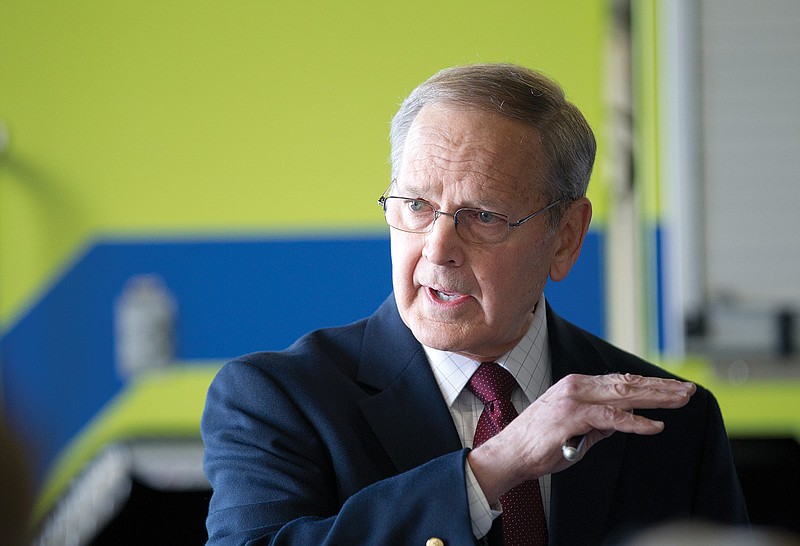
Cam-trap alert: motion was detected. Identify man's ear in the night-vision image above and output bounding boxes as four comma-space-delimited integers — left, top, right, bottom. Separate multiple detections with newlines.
549, 197, 592, 282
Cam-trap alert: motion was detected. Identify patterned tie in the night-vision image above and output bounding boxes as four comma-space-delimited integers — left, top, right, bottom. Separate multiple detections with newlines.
468, 362, 548, 546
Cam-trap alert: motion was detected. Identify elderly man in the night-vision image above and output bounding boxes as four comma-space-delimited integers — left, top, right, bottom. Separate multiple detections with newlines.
202, 64, 748, 545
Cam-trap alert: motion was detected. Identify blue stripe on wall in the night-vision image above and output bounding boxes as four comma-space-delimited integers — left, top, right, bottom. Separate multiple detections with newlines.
1, 232, 603, 482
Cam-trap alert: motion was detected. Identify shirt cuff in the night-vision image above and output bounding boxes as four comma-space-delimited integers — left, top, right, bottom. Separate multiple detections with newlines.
465, 458, 502, 538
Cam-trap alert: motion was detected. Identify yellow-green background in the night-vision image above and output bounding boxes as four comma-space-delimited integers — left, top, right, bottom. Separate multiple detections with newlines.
1, 1, 609, 331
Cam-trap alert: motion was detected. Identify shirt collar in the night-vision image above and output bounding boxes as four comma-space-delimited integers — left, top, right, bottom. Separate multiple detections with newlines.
424, 297, 551, 407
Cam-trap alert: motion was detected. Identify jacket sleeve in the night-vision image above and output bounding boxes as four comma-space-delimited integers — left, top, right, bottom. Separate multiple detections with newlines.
201, 360, 477, 546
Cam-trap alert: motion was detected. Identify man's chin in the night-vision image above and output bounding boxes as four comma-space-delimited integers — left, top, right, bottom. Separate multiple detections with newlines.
405, 317, 468, 352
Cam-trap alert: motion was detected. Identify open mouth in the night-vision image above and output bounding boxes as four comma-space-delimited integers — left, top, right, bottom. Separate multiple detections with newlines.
430, 287, 465, 302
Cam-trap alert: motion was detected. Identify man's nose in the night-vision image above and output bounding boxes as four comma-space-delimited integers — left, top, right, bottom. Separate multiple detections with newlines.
422, 211, 464, 266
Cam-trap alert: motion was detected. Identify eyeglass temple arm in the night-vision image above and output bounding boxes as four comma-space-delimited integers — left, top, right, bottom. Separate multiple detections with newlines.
508, 199, 562, 228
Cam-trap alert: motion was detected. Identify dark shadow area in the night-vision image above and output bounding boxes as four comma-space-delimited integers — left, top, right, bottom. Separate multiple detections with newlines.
90, 479, 210, 546
730, 437, 800, 534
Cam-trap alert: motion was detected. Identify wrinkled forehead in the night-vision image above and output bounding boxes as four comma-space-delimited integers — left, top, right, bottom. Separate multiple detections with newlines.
397, 103, 547, 204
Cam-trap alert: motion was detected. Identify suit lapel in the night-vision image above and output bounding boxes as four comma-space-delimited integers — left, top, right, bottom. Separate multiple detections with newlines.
546, 306, 626, 544
356, 296, 462, 473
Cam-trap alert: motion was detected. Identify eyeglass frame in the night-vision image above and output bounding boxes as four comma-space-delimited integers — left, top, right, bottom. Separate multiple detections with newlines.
377, 182, 564, 244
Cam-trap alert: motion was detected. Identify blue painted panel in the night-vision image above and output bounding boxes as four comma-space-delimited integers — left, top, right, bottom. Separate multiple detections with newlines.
545, 230, 605, 339
1, 232, 603, 483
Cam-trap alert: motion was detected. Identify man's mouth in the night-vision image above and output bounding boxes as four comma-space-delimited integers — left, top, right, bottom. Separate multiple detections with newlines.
430, 287, 465, 302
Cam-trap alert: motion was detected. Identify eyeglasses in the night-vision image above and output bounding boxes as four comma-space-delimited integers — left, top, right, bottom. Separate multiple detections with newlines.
377, 187, 562, 245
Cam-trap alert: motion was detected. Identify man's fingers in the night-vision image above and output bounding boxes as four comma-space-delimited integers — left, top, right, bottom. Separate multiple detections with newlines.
586, 406, 665, 435
591, 373, 696, 409
600, 372, 695, 391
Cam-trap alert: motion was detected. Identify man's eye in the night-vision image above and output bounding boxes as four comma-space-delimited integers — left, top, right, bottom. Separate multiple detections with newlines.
477, 211, 498, 224
407, 200, 426, 213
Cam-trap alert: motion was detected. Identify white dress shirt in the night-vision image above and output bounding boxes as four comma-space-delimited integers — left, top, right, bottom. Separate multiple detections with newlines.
423, 297, 552, 539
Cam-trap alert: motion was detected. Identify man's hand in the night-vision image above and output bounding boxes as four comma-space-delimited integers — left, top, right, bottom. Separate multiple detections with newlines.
467, 373, 696, 505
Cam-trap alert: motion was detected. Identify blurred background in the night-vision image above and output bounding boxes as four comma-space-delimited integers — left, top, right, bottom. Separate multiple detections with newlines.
1, 0, 798, 544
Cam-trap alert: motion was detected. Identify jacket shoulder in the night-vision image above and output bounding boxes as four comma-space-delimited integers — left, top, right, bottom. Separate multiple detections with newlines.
546, 305, 684, 381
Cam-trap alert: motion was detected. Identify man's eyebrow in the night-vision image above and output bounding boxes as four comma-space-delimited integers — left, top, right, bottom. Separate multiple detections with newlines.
393, 182, 429, 197
459, 192, 509, 213
393, 181, 512, 213
470, 196, 507, 212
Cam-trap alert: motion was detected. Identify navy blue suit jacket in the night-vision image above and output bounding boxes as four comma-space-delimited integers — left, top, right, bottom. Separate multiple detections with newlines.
201, 296, 747, 545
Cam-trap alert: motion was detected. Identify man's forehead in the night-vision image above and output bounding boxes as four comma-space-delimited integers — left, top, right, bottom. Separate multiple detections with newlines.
398, 105, 545, 201
403, 104, 540, 165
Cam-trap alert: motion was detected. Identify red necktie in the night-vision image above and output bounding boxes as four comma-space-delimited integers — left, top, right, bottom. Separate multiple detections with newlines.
468, 362, 548, 546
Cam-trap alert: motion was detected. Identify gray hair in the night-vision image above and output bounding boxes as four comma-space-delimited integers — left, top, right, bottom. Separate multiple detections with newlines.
389, 64, 596, 222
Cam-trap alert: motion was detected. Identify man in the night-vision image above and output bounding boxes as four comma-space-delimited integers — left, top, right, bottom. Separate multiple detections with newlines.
202, 64, 748, 545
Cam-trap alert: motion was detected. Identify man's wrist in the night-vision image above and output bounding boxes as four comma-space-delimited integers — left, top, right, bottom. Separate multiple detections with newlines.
465, 457, 501, 538
467, 442, 521, 506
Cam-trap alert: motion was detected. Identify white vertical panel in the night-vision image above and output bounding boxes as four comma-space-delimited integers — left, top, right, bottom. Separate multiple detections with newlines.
700, 0, 800, 307
659, 0, 703, 358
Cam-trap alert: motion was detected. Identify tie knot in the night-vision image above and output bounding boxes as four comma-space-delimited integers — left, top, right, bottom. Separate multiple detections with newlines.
467, 362, 516, 405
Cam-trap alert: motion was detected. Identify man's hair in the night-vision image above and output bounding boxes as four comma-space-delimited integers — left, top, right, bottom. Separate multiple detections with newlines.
390, 63, 596, 221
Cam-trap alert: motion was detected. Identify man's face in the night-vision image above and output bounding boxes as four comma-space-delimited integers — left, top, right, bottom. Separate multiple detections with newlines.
390, 103, 573, 362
